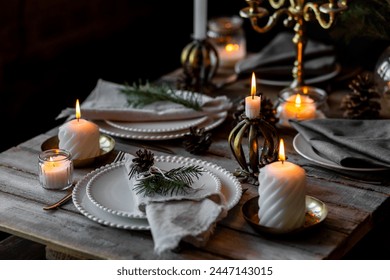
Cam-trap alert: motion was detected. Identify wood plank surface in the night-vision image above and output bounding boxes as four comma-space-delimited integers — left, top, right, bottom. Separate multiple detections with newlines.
1, 70, 390, 260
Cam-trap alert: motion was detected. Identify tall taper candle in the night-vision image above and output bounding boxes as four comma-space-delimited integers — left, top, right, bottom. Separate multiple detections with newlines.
194, 0, 207, 40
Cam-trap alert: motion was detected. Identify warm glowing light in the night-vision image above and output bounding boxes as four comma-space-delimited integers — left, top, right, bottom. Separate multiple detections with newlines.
278, 138, 286, 162
251, 72, 256, 98
75, 99, 81, 120
295, 94, 302, 108
225, 43, 240, 52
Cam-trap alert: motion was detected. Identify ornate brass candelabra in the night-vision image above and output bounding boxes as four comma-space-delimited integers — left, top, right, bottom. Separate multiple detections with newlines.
240, 0, 348, 89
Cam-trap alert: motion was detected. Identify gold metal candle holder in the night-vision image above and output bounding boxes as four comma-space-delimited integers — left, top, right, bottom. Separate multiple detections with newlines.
240, 0, 348, 90
180, 39, 219, 94
228, 115, 279, 183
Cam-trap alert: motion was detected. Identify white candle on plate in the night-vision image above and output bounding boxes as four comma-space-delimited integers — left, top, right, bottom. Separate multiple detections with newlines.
39, 149, 73, 190
258, 139, 306, 232
245, 72, 261, 119
58, 99, 100, 160
193, 0, 207, 40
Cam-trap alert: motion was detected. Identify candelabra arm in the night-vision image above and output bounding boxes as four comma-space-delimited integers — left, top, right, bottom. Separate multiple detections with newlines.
249, 8, 290, 34
303, 3, 335, 29
269, 0, 287, 9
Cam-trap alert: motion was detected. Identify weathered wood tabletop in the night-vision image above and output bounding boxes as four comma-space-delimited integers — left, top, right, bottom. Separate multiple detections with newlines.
0, 68, 389, 260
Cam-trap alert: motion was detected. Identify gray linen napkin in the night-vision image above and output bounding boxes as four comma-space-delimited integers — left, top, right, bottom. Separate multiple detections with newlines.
56, 79, 232, 121
235, 32, 336, 79
123, 154, 227, 255
290, 119, 390, 168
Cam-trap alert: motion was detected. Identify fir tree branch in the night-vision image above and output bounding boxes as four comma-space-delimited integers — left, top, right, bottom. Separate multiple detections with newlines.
132, 165, 204, 197
119, 81, 202, 111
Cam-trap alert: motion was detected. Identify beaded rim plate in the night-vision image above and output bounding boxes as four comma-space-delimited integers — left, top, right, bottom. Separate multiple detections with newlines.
105, 115, 208, 133
242, 195, 328, 235
85, 158, 222, 219
41, 134, 115, 168
93, 111, 227, 140
72, 155, 242, 230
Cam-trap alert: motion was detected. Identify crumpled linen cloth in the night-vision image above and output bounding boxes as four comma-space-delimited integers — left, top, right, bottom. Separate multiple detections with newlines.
235, 32, 336, 80
56, 79, 232, 122
290, 119, 390, 168
123, 154, 228, 255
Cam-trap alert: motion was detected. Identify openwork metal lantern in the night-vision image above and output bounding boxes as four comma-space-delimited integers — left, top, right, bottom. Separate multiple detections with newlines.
180, 39, 219, 94
228, 115, 280, 182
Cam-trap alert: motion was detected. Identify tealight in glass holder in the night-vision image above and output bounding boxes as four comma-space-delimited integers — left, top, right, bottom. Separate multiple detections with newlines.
208, 16, 246, 69
38, 149, 73, 190
276, 86, 328, 127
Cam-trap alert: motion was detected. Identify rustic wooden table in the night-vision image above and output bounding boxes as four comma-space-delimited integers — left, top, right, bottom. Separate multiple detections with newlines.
0, 68, 389, 260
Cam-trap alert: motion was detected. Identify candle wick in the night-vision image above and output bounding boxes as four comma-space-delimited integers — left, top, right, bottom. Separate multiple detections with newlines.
281, 160, 284, 165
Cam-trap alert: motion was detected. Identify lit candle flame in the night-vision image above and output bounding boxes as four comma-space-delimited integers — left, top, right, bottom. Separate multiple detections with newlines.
75, 99, 81, 121
225, 43, 240, 52
295, 94, 302, 108
251, 72, 256, 99
278, 138, 286, 163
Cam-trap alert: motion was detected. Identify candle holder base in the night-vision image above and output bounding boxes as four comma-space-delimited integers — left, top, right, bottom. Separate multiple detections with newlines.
228, 115, 279, 184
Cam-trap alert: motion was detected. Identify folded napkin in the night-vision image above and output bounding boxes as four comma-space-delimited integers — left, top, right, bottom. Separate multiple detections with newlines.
290, 119, 390, 168
235, 32, 336, 80
123, 154, 227, 255
56, 79, 232, 122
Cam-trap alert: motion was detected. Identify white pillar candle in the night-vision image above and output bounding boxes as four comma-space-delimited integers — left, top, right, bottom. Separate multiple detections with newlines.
258, 139, 306, 232
193, 0, 207, 40
38, 149, 73, 190
245, 72, 261, 119
58, 100, 100, 160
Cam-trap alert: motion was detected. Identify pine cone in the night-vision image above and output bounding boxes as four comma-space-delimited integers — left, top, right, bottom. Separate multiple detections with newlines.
340, 72, 381, 119
131, 149, 155, 173
183, 126, 212, 154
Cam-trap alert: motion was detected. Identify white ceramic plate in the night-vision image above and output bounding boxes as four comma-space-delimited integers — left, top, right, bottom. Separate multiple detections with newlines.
72, 155, 242, 230
258, 63, 341, 87
93, 111, 227, 140
293, 133, 387, 172
86, 159, 221, 219
105, 115, 208, 133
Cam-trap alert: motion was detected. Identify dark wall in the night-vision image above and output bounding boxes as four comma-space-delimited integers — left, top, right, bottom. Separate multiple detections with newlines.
0, 1, 249, 152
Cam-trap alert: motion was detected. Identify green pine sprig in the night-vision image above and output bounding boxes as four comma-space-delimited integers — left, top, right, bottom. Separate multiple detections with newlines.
132, 165, 204, 197
119, 80, 202, 111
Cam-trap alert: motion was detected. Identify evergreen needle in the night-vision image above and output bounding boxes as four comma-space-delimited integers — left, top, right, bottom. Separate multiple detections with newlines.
119, 81, 202, 111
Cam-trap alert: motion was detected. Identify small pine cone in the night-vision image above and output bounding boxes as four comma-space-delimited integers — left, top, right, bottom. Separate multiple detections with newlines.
132, 149, 155, 173
183, 126, 212, 154
341, 72, 381, 119
260, 96, 279, 126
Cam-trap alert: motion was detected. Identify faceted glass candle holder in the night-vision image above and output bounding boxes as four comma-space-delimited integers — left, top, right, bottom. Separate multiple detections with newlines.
38, 149, 73, 190
276, 86, 328, 127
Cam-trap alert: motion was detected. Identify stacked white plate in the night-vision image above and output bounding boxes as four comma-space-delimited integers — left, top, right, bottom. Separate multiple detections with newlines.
92, 111, 228, 140
72, 155, 242, 230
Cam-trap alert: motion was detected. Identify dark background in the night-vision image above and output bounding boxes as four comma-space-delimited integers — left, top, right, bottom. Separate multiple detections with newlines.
0, 0, 387, 152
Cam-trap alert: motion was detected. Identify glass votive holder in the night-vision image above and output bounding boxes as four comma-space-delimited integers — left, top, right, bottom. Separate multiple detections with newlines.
207, 16, 246, 69
276, 86, 328, 127
38, 149, 73, 190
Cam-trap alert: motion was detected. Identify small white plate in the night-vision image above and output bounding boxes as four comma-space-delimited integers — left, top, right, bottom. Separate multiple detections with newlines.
86, 159, 221, 219
73, 155, 242, 230
105, 115, 208, 133
94, 111, 227, 140
293, 133, 388, 172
